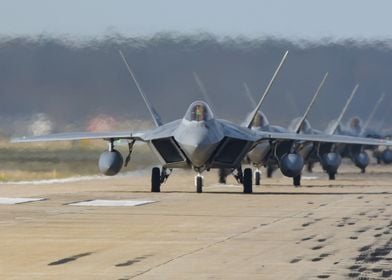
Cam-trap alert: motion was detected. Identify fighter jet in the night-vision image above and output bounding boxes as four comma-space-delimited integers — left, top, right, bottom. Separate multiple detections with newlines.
323, 86, 384, 173
12, 51, 392, 194
358, 93, 392, 165
245, 72, 331, 186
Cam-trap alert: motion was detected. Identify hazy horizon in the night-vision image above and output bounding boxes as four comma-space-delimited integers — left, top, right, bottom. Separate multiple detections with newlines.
1, 0, 392, 40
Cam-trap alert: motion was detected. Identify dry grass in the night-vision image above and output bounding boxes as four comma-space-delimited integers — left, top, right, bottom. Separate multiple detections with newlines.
0, 137, 157, 181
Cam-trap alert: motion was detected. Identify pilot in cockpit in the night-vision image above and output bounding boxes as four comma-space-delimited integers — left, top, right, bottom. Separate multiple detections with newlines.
191, 103, 206, 121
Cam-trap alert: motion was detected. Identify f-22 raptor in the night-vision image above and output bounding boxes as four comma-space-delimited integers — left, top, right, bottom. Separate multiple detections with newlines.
12, 51, 392, 194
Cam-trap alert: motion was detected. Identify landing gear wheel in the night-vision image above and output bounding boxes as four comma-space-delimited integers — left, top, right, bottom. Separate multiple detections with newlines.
151, 167, 161, 192
196, 176, 203, 193
255, 170, 261, 186
243, 168, 253, 194
361, 168, 366, 174
218, 169, 227, 184
328, 172, 336, 180
307, 162, 314, 173
267, 165, 274, 178
293, 174, 301, 187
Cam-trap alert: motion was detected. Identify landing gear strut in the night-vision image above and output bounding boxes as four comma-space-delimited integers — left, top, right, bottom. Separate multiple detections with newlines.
233, 167, 243, 184
293, 174, 301, 187
160, 167, 171, 183
218, 168, 227, 184
124, 140, 136, 167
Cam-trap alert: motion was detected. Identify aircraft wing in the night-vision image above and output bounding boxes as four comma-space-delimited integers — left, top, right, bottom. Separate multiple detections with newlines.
257, 131, 392, 146
11, 131, 145, 143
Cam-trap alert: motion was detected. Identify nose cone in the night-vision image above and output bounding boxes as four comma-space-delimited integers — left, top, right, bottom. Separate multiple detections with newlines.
182, 142, 219, 167
175, 121, 222, 168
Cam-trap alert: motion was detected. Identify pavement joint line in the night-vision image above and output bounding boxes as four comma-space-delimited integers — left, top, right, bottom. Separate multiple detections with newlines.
129, 203, 337, 279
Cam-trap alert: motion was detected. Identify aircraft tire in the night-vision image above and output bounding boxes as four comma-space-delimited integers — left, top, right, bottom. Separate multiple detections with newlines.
196, 176, 203, 193
267, 165, 274, 178
307, 162, 313, 173
328, 172, 336, 180
151, 167, 161, 192
243, 168, 253, 194
255, 171, 261, 186
293, 174, 301, 187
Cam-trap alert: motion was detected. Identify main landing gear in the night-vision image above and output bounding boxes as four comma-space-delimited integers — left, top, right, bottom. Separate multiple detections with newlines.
243, 168, 253, 194
197, 167, 252, 194
152, 167, 254, 194
266, 164, 275, 178
151, 167, 171, 192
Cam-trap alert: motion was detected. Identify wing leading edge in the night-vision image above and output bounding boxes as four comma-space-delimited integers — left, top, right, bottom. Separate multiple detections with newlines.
257, 131, 392, 146
11, 131, 145, 143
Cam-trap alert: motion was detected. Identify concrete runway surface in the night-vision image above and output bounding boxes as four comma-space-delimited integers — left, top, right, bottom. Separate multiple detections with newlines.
0, 164, 391, 280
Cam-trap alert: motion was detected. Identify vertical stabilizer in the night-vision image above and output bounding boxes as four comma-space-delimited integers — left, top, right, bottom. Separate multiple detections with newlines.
294, 72, 328, 133
246, 50, 289, 128
327, 84, 359, 135
119, 50, 163, 127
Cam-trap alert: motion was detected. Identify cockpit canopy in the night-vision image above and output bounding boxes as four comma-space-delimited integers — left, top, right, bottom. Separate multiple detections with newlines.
184, 101, 214, 122
289, 118, 312, 133
250, 111, 269, 128
349, 116, 362, 130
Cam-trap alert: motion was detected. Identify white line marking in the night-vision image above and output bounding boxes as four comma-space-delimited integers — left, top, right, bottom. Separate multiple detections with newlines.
0, 197, 46, 205
0, 170, 148, 185
68, 199, 156, 207
302, 176, 319, 180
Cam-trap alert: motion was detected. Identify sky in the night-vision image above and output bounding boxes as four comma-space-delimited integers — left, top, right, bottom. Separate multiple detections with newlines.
1, 0, 392, 40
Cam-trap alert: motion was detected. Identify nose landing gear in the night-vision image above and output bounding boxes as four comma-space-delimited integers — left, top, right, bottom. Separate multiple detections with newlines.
254, 169, 261, 186
195, 173, 204, 193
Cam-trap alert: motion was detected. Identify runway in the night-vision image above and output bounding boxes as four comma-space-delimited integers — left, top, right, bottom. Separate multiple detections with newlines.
0, 165, 391, 279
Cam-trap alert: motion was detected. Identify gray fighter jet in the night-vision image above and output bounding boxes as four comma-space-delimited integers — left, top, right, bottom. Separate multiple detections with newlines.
245, 72, 335, 186
12, 51, 392, 194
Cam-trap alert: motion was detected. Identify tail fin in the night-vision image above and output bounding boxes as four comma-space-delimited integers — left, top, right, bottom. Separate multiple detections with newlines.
192, 71, 216, 113
294, 72, 328, 133
327, 84, 359, 135
363, 92, 385, 131
246, 50, 289, 128
119, 50, 163, 127
243, 82, 257, 108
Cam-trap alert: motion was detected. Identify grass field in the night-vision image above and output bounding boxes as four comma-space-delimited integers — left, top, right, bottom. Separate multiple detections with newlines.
0, 138, 157, 181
